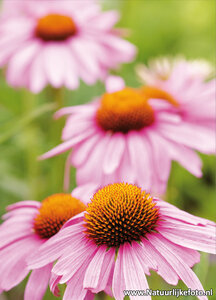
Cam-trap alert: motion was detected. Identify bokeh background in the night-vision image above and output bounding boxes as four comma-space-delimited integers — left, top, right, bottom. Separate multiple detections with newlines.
0, 0, 215, 299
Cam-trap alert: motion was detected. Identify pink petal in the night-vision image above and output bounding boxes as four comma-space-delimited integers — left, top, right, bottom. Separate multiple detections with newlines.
0, 225, 33, 249
159, 122, 215, 154
127, 132, 152, 190
122, 243, 151, 300
103, 133, 125, 174
28, 49, 47, 93
112, 246, 126, 300
49, 273, 61, 297
146, 130, 171, 182
44, 44, 66, 88
72, 183, 98, 205
62, 118, 95, 142
131, 241, 157, 275
24, 264, 52, 300
61, 47, 79, 90
99, 34, 136, 63
70, 38, 100, 80
63, 151, 73, 192
76, 134, 110, 185
155, 199, 215, 226
159, 220, 216, 254
90, 248, 115, 294
53, 240, 96, 283
39, 128, 96, 160
0, 236, 42, 290
6, 41, 40, 87
63, 263, 88, 300
161, 138, 202, 177
54, 104, 97, 120
84, 246, 115, 293
153, 235, 200, 268
141, 237, 179, 285
87, 10, 119, 31
71, 134, 100, 167
7, 200, 41, 211
116, 142, 136, 184
28, 223, 84, 269
105, 76, 125, 93
83, 245, 107, 289
149, 234, 208, 300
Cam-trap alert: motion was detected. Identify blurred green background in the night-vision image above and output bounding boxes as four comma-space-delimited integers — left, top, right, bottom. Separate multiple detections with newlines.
0, 0, 215, 299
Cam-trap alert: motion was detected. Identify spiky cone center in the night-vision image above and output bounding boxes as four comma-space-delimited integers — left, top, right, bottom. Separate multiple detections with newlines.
96, 88, 155, 134
34, 193, 86, 239
35, 14, 77, 41
140, 86, 179, 107
84, 183, 159, 247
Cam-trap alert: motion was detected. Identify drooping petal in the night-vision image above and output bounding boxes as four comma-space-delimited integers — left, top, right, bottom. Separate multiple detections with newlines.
28, 223, 84, 269
155, 199, 215, 226
0, 236, 42, 290
112, 246, 126, 300
122, 243, 151, 300
24, 264, 52, 300
83, 245, 107, 290
39, 128, 96, 160
158, 220, 216, 254
103, 133, 125, 174
90, 248, 115, 294
149, 234, 208, 300
141, 237, 179, 285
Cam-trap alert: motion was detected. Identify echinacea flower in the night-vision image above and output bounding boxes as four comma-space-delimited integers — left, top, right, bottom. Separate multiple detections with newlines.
40, 75, 214, 194
28, 183, 216, 300
0, 192, 91, 300
136, 57, 215, 147
0, 0, 136, 93
136, 56, 214, 84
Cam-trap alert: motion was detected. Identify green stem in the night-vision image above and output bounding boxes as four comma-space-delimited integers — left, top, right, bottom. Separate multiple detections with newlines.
48, 87, 66, 193
22, 90, 38, 200
95, 292, 113, 300
51, 87, 65, 109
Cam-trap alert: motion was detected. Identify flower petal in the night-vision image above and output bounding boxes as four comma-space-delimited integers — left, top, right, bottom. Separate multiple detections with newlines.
24, 264, 52, 300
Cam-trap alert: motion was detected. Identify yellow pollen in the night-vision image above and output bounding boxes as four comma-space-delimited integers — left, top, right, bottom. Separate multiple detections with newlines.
34, 193, 86, 239
140, 86, 179, 107
35, 14, 77, 41
84, 183, 159, 247
96, 88, 155, 133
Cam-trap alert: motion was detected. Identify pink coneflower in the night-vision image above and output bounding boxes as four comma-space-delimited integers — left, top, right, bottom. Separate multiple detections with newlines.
0, 0, 136, 93
40, 75, 214, 194
136, 56, 214, 84
0, 192, 88, 299
29, 183, 216, 300
136, 57, 215, 145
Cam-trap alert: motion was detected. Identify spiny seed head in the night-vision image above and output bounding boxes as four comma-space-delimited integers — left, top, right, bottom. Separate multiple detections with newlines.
34, 193, 86, 239
84, 183, 159, 247
96, 87, 155, 134
35, 14, 77, 42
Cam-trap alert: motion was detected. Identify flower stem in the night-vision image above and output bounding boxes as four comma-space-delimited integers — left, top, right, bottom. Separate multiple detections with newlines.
95, 292, 113, 300
52, 87, 65, 109
22, 90, 39, 200
48, 87, 66, 193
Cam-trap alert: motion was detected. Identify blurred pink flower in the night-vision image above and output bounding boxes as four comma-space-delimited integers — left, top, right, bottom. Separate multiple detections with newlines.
40, 75, 214, 194
136, 57, 215, 140
136, 56, 214, 84
29, 183, 216, 300
0, 0, 136, 93
0, 192, 89, 300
